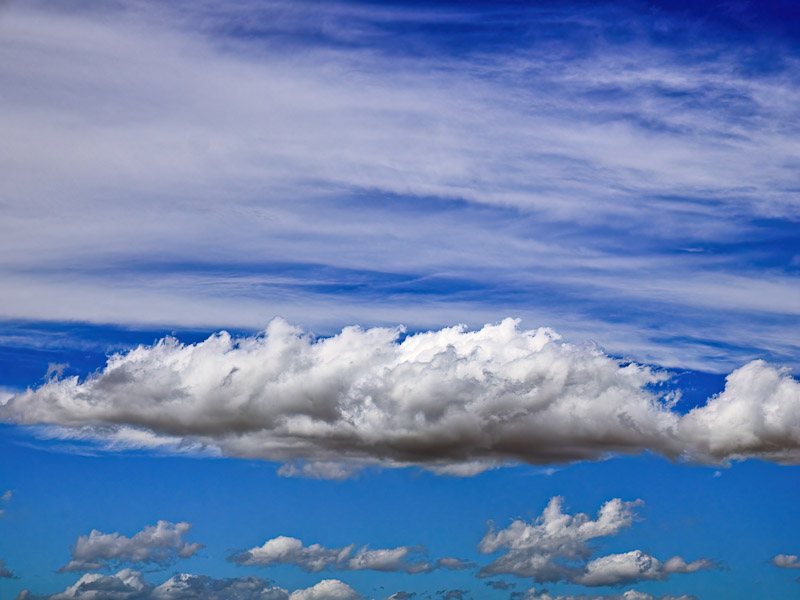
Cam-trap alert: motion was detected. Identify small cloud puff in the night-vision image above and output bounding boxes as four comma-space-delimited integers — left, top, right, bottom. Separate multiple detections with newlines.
772, 554, 800, 569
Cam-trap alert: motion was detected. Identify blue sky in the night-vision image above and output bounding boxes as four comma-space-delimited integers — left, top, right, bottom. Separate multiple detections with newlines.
1, 1, 799, 599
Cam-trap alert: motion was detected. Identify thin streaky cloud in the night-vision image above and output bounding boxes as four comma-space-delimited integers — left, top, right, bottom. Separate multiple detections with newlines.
1, 2, 800, 372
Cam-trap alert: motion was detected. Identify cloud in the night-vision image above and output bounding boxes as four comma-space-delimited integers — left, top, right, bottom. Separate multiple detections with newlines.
288, 580, 362, 600
771, 554, 800, 569
679, 360, 800, 464
478, 496, 640, 581
479, 497, 712, 586
15, 569, 360, 600
0, 559, 15, 578
58, 521, 203, 572
231, 536, 432, 574
576, 552, 714, 587
436, 558, 473, 571
44, 363, 68, 380
2, 1, 800, 373
3, 319, 800, 476
277, 462, 363, 481
515, 590, 696, 600
0, 489, 11, 517
485, 579, 516, 590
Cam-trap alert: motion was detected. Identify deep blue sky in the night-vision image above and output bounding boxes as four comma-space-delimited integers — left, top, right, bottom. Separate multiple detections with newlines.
1, 1, 799, 599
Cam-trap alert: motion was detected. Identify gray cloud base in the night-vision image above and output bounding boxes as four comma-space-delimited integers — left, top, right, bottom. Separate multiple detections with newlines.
2, 319, 800, 477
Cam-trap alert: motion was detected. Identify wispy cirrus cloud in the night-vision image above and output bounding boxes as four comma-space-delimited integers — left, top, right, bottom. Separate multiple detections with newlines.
1, 1, 800, 371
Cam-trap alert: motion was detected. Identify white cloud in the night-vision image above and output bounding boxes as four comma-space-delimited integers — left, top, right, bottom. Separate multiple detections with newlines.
480, 497, 712, 586
44, 363, 68, 380
346, 547, 430, 574
18, 569, 150, 600
232, 536, 432, 574
288, 580, 361, 600
0, 319, 676, 474
3, 319, 800, 475
772, 554, 800, 569
59, 521, 203, 572
277, 462, 364, 481
576, 551, 713, 587
385, 593, 416, 600
479, 497, 640, 581
233, 537, 349, 573
14, 569, 359, 600
679, 360, 800, 464
436, 557, 473, 571
0, 489, 11, 518
1, 1, 800, 372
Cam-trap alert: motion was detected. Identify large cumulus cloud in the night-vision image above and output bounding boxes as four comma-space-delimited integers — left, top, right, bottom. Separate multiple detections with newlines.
2, 319, 799, 477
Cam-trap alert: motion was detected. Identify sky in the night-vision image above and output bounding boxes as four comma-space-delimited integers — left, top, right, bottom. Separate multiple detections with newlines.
1, 1, 799, 599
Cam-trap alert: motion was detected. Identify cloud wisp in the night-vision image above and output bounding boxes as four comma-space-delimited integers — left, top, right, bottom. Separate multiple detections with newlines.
58, 521, 203, 573
0, 559, 15, 579
2, 319, 800, 476
0, 488, 12, 518
479, 497, 712, 586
